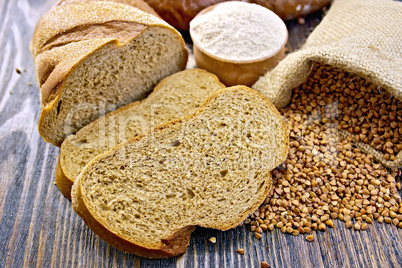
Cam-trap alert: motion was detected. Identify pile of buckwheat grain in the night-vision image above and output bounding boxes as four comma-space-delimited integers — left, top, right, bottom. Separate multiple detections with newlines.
246, 64, 402, 239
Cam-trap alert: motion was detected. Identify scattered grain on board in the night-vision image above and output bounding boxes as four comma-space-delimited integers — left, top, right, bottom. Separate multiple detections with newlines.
236, 249, 244, 255
15, 68, 21, 74
208, 237, 216, 244
297, 17, 305, 25
261, 261, 270, 268
306, 235, 314, 241
246, 64, 402, 238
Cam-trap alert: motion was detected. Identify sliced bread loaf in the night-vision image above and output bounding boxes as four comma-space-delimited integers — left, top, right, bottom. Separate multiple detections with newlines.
72, 85, 289, 258
30, 1, 188, 146
57, 69, 225, 199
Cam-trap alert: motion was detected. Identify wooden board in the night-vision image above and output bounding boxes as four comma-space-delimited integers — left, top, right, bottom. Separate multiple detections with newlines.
0, 0, 401, 267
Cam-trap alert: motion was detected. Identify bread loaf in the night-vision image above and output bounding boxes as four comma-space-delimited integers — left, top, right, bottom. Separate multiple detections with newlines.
144, 0, 331, 30
30, 1, 188, 146
72, 85, 289, 258
55, 0, 161, 18
57, 69, 225, 199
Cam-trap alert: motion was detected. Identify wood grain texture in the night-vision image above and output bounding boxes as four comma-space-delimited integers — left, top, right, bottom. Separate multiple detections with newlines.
0, 0, 401, 267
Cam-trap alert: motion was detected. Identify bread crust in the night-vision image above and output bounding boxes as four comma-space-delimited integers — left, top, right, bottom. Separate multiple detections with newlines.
32, 1, 180, 102
72, 180, 196, 258
56, 0, 162, 19
32, 1, 188, 146
73, 167, 272, 258
72, 86, 288, 258
144, 0, 331, 30
56, 158, 74, 200
31, 1, 171, 58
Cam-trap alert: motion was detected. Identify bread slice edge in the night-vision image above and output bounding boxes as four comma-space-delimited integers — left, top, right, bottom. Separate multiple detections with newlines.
38, 25, 188, 146
72, 178, 197, 258
56, 157, 74, 200
57, 69, 223, 199
72, 86, 288, 257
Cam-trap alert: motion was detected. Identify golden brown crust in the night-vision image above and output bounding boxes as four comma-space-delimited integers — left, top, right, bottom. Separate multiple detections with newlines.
72, 86, 287, 257
72, 180, 196, 258
32, 1, 188, 146
56, 0, 162, 19
30, 0, 160, 56
31, 1, 170, 57
37, 27, 188, 146
31, 1, 171, 102
55, 158, 73, 200
41, 21, 147, 56
73, 170, 270, 257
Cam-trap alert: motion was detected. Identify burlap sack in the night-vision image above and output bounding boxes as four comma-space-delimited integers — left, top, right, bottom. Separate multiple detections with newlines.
252, 0, 402, 168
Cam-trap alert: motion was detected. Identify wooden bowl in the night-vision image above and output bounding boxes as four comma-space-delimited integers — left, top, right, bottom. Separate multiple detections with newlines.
190, 2, 288, 87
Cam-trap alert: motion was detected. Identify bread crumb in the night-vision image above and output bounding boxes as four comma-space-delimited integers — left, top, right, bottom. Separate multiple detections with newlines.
9, 91, 13, 95
236, 248, 244, 255
27, 82, 33, 86
16, 68, 21, 74
208, 237, 216, 244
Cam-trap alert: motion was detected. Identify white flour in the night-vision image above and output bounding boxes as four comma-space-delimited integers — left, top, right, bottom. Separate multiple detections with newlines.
190, 2, 287, 62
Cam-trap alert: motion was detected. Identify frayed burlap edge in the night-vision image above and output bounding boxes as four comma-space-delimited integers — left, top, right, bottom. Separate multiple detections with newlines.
252, 52, 402, 168
252, 0, 402, 168
339, 130, 402, 170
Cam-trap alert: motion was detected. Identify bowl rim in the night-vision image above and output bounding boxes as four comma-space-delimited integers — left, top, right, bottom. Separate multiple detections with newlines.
189, 1, 288, 64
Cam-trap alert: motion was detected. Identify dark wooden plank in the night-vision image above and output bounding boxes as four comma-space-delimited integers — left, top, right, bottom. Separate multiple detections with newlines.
0, 0, 401, 267
285, 10, 324, 52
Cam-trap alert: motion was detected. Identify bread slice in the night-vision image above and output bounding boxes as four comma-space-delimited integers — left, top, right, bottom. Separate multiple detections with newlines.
57, 69, 225, 199
72, 85, 289, 258
30, 1, 188, 146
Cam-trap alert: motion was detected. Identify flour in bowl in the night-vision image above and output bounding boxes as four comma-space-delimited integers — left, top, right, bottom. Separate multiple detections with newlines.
190, 2, 288, 62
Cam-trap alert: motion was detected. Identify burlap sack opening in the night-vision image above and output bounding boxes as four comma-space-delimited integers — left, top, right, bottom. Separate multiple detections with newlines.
252, 0, 402, 168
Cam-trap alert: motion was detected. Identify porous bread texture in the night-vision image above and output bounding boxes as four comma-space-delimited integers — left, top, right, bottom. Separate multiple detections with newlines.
57, 69, 225, 199
38, 27, 186, 146
72, 86, 289, 258
31, 2, 188, 146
